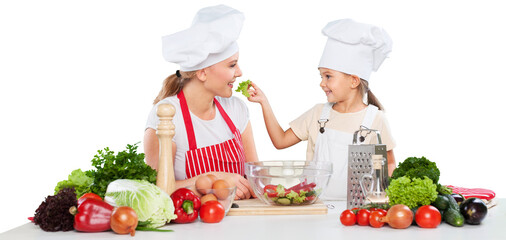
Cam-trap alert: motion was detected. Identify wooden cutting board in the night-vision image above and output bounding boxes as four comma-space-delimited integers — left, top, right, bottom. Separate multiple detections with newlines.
227, 198, 328, 216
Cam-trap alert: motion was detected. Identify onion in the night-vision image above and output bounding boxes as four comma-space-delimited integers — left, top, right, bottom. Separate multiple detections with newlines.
379, 204, 413, 229
111, 206, 138, 236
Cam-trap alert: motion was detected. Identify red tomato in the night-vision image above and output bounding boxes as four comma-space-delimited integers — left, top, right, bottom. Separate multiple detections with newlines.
369, 211, 386, 228
357, 209, 371, 226
78, 193, 102, 206
199, 201, 225, 223
340, 210, 356, 226
415, 205, 441, 228
377, 209, 388, 215
351, 207, 360, 214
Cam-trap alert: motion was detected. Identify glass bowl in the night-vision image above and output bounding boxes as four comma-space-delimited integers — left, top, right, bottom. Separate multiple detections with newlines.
195, 186, 237, 214
245, 161, 332, 206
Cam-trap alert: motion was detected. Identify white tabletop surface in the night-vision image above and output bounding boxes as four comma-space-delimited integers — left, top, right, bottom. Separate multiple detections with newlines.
1, 199, 504, 240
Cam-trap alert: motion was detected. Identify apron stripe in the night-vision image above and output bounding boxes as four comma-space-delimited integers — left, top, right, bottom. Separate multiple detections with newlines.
221, 144, 228, 173
206, 147, 215, 172
212, 145, 220, 172
200, 148, 208, 173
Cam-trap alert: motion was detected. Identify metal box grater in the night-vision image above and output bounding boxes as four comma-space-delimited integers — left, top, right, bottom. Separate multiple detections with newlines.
347, 127, 388, 209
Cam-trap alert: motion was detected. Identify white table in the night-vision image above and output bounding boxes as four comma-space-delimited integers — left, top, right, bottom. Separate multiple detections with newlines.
1, 200, 504, 240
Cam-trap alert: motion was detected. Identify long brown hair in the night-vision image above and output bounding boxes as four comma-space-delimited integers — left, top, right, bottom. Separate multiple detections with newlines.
358, 79, 384, 111
153, 71, 197, 104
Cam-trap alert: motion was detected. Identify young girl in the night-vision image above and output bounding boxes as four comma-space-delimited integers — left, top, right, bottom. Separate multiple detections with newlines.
247, 19, 396, 200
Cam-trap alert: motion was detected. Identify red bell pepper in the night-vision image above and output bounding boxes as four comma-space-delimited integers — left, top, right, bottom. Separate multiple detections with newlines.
170, 188, 201, 224
77, 192, 103, 206
70, 198, 114, 232
287, 180, 316, 193
263, 185, 279, 197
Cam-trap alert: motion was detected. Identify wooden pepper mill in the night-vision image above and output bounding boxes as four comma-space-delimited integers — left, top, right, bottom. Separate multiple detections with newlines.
155, 103, 176, 195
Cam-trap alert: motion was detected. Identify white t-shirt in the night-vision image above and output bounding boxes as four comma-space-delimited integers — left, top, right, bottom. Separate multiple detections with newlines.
145, 95, 249, 180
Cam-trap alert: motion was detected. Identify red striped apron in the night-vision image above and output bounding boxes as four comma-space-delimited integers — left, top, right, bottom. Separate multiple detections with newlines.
177, 91, 246, 179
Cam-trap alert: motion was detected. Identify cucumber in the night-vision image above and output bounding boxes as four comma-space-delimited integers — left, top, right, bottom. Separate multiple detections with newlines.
433, 195, 450, 210
445, 194, 460, 210
443, 208, 465, 227
276, 198, 291, 205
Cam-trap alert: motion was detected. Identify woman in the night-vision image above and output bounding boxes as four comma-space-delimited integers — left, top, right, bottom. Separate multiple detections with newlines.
144, 5, 258, 200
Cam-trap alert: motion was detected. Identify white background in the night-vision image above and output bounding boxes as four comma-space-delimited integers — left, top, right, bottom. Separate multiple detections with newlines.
1, 0, 505, 234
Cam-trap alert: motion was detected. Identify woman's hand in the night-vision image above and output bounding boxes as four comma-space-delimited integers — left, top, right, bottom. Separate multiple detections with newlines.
246, 82, 267, 105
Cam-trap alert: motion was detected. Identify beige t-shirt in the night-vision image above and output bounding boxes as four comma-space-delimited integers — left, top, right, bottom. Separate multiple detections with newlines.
289, 103, 396, 161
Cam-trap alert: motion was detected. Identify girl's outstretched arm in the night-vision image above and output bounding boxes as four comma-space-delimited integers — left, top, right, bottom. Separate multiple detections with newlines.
247, 82, 301, 149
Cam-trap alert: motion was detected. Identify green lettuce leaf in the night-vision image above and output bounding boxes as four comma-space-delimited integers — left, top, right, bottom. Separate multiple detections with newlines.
54, 169, 93, 198
235, 80, 251, 97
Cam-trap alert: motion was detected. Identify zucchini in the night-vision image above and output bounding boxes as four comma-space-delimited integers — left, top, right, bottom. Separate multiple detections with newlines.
433, 195, 450, 210
443, 208, 464, 227
445, 194, 460, 210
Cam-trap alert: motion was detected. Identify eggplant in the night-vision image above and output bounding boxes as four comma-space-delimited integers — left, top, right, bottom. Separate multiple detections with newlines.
451, 193, 465, 205
460, 197, 488, 225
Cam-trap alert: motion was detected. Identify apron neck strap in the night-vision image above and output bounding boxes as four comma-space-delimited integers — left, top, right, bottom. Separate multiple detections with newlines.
214, 98, 238, 133
177, 91, 197, 150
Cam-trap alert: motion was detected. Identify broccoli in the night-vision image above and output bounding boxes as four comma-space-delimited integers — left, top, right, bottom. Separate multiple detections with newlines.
391, 156, 440, 184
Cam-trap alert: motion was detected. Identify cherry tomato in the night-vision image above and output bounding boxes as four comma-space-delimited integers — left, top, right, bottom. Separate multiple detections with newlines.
356, 209, 371, 226
340, 210, 356, 226
415, 205, 441, 228
199, 201, 225, 223
351, 207, 360, 214
78, 193, 102, 206
377, 208, 388, 215
369, 207, 378, 212
369, 210, 386, 228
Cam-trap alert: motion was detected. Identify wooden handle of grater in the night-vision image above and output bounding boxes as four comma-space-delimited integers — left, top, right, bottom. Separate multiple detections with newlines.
156, 103, 176, 195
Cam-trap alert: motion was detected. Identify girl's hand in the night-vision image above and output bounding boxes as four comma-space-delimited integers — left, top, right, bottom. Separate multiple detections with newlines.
246, 82, 267, 105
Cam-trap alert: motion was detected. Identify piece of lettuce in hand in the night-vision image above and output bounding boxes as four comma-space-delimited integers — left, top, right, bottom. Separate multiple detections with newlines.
235, 80, 251, 97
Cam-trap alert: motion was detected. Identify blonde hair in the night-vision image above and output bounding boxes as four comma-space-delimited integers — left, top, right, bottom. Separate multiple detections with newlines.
153, 71, 197, 104
358, 79, 384, 111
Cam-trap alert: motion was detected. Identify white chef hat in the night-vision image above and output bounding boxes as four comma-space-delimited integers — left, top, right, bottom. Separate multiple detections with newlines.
162, 5, 244, 71
318, 19, 393, 81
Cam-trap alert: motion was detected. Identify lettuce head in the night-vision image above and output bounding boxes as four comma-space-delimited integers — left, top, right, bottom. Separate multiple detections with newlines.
104, 179, 176, 228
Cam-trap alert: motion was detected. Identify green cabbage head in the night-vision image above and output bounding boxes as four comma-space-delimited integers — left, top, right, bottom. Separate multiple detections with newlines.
105, 179, 176, 228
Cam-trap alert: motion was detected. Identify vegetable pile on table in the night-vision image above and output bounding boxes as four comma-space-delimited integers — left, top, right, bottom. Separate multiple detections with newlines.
32, 143, 174, 235
32, 143, 235, 236
339, 156, 489, 229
